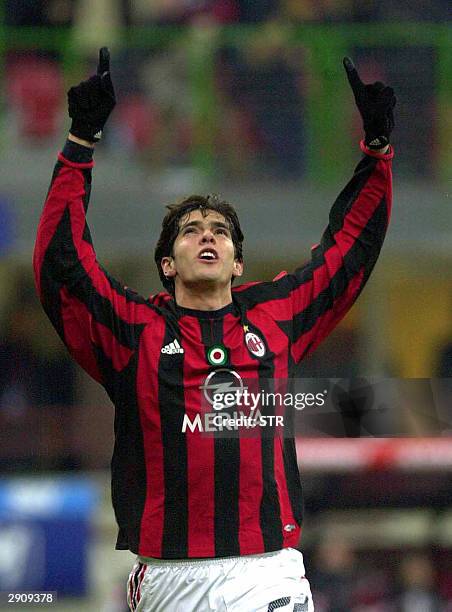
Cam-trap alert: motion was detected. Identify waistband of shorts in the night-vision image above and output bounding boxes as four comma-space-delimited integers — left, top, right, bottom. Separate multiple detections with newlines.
137, 548, 287, 568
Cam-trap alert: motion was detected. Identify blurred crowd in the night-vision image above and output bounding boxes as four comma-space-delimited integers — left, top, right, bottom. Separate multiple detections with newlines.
4, 0, 450, 26
0, 278, 79, 471
309, 539, 452, 611
3, 0, 448, 179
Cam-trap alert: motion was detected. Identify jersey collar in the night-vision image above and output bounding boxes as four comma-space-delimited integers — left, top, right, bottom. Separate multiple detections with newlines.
175, 302, 234, 319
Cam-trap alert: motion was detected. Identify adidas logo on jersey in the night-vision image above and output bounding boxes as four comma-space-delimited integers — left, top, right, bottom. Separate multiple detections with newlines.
161, 339, 184, 354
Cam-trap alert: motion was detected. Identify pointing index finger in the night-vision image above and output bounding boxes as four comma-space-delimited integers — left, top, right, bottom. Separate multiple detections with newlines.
97, 47, 110, 76
343, 56, 364, 94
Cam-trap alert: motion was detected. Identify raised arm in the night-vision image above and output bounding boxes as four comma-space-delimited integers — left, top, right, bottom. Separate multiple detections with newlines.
287, 141, 393, 363
235, 58, 396, 364
33, 49, 155, 384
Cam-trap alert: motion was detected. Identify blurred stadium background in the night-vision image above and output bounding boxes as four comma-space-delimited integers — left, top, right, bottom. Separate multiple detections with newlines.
0, 1, 451, 610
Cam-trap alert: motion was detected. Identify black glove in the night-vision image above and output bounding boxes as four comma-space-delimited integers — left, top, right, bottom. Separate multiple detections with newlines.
343, 57, 396, 150
68, 47, 116, 143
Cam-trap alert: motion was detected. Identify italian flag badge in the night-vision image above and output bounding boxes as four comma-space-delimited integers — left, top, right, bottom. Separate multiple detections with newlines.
207, 345, 228, 366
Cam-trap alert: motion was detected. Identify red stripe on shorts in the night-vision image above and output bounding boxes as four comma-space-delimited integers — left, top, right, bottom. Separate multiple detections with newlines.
128, 562, 142, 611
136, 563, 148, 606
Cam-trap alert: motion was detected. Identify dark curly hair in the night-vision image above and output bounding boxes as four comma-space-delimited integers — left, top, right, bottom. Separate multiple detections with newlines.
154, 194, 244, 294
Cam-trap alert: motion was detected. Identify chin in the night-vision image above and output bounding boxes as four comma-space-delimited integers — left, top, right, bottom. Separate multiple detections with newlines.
193, 273, 225, 286
198, 275, 222, 284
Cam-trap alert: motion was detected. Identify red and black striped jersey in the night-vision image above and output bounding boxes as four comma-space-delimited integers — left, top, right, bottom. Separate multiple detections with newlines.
33, 141, 393, 558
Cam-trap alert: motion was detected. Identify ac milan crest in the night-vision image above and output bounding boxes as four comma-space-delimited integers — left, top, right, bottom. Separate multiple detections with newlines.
245, 331, 266, 357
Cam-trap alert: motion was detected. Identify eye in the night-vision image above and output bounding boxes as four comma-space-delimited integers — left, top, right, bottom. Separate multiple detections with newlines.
183, 226, 196, 234
215, 228, 229, 236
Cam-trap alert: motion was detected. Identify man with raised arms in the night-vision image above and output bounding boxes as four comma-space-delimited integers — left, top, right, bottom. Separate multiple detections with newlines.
34, 47, 395, 611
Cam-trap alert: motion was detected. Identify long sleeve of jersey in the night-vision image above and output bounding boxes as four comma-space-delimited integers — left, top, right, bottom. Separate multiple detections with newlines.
33, 141, 156, 386
233, 141, 393, 366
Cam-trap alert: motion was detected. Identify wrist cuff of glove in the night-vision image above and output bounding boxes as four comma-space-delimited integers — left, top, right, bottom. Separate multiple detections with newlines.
62, 139, 95, 164
70, 120, 103, 143
360, 140, 394, 159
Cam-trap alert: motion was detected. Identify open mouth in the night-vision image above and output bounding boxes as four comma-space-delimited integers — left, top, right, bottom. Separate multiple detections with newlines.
198, 249, 218, 262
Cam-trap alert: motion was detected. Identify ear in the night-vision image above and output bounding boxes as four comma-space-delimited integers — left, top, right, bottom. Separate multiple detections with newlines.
232, 260, 243, 278
161, 256, 176, 278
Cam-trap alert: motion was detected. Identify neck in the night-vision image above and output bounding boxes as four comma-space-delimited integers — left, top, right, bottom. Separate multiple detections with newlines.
174, 282, 232, 311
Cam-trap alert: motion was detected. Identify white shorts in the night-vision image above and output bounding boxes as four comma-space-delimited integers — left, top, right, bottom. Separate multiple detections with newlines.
127, 548, 313, 612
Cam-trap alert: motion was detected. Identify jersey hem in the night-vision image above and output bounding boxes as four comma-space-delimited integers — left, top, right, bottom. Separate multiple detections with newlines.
117, 538, 300, 559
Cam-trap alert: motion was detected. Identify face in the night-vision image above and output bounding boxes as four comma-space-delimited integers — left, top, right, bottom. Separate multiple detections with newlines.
161, 209, 243, 290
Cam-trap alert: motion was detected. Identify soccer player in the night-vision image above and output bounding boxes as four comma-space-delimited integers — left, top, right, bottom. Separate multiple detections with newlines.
33, 48, 395, 611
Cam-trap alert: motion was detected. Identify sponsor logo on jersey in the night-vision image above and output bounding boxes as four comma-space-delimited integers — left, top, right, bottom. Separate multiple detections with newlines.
199, 368, 244, 406
245, 331, 266, 357
161, 339, 184, 354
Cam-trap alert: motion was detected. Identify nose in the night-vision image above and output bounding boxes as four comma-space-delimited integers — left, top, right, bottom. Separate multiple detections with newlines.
200, 228, 215, 243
